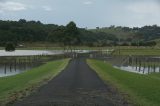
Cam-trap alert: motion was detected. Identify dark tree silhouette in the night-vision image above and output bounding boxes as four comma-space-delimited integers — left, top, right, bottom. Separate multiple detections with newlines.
5, 42, 15, 51
0, 19, 159, 47
64, 21, 79, 46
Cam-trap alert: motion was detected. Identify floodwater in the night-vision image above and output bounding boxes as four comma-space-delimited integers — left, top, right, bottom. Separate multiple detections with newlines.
0, 49, 107, 56
0, 50, 64, 56
114, 66, 159, 74
0, 49, 113, 77
113, 56, 160, 74
0, 50, 61, 77
0, 63, 41, 77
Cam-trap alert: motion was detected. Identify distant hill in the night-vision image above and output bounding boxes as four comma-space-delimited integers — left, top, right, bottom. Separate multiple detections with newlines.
90, 25, 160, 46
90, 27, 135, 40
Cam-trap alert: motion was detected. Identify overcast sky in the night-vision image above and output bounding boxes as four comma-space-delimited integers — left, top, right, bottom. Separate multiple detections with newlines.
0, 0, 160, 28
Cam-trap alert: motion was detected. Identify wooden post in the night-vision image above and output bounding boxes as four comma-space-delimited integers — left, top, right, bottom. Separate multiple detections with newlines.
14, 59, 16, 71
143, 62, 145, 74
148, 63, 150, 74
4, 63, 6, 74
153, 63, 156, 73
159, 61, 160, 73
10, 62, 12, 72
136, 58, 138, 71
139, 60, 141, 72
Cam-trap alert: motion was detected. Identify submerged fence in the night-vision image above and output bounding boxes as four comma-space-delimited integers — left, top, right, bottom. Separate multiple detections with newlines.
111, 55, 160, 74
0, 54, 67, 77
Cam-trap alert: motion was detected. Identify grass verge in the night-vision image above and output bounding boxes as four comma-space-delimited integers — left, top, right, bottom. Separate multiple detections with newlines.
113, 48, 160, 55
87, 59, 160, 106
0, 59, 70, 105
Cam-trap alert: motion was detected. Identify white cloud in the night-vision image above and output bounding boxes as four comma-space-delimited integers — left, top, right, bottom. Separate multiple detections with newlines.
83, 1, 93, 5
42, 6, 53, 11
127, 1, 160, 14
0, 1, 27, 12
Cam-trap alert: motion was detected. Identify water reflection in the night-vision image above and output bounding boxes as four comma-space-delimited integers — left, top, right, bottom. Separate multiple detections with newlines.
0, 63, 41, 77
113, 56, 160, 74
114, 66, 160, 74
0, 49, 113, 56
114, 56, 160, 74
0, 50, 64, 56
0, 49, 111, 77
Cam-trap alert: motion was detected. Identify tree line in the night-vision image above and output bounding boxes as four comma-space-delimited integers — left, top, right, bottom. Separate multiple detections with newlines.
0, 19, 118, 47
0, 19, 159, 47
92, 25, 160, 46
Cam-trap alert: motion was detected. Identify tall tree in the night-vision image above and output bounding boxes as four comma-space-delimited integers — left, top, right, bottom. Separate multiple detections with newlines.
64, 21, 79, 46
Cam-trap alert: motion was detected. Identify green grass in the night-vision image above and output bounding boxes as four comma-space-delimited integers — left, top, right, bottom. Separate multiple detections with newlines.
0, 59, 70, 105
87, 59, 160, 106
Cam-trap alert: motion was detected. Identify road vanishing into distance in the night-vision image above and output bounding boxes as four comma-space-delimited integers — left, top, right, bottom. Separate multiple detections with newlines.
13, 58, 128, 106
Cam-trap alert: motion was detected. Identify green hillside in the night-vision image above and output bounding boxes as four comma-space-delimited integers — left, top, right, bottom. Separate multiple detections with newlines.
90, 27, 135, 40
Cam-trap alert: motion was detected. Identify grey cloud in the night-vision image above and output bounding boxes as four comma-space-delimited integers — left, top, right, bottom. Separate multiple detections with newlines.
0, 0, 160, 28
0, 1, 27, 12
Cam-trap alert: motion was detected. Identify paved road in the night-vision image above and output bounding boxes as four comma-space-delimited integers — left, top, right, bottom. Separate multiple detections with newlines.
12, 58, 128, 106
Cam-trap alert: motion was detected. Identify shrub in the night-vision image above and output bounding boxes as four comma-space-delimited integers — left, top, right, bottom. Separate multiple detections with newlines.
5, 42, 15, 51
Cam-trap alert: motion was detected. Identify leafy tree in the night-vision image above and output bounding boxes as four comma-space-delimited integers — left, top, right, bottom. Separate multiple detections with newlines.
0, 19, 160, 47
19, 19, 27, 24
5, 42, 15, 51
47, 26, 65, 44
64, 21, 79, 46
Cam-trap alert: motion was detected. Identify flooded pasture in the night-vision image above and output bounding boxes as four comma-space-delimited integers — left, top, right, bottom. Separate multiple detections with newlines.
0, 49, 97, 77
0, 62, 41, 77
0, 50, 64, 56
0, 49, 113, 77
0, 50, 67, 77
112, 56, 160, 74
114, 66, 160, 74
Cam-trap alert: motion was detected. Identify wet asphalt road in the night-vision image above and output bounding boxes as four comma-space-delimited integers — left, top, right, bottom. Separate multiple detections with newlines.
12, 58, 127, 106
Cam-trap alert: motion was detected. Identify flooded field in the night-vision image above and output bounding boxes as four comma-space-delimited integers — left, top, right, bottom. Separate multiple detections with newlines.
0, 62, 41, 77
112, 56, 160, 74
0, 50, 67, 77
114, 66, 160, 74
0, 49, 113, 77
0, 50, 64, 56
0, 49, 111, 56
